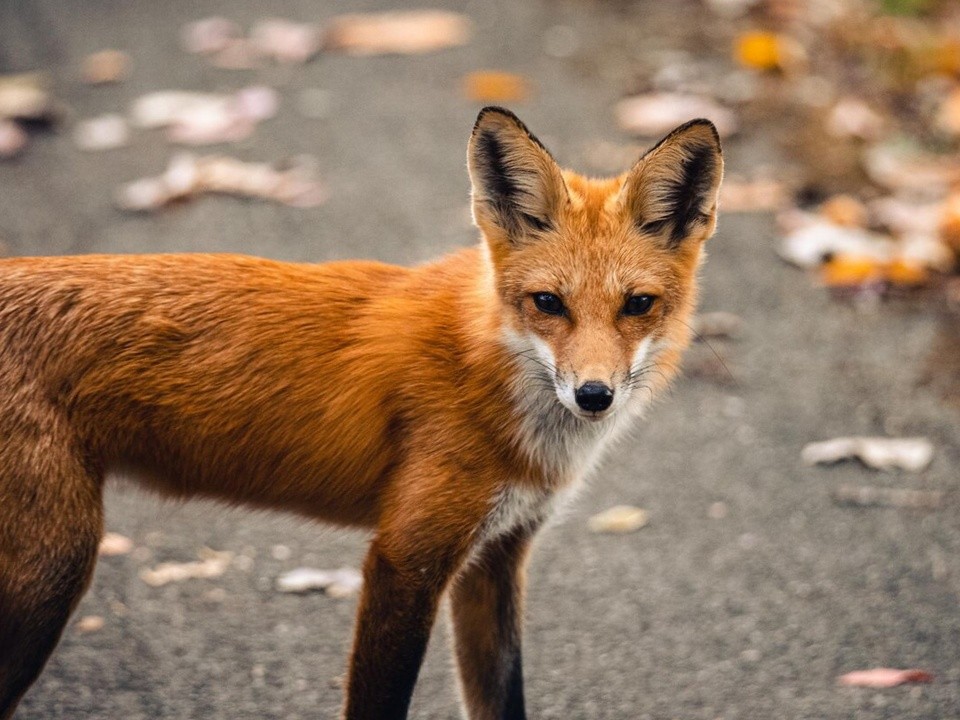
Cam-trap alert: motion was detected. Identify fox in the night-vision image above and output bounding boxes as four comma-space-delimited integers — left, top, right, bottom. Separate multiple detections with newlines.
0, 106, 722, 719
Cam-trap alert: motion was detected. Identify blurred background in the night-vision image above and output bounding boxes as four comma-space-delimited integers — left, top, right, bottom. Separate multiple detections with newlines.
3, 0, 960, 717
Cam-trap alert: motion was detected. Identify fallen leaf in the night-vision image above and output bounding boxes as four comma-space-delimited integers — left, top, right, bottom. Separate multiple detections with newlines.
115, 153, 327, 211
98, 532, 134, 556
778, 220, 893, 269
81, 50, 131, 85
587, 505, 649, 534
838, 668, 934, 687
463, 71, 529, 103
826, 98, 886, 141
802, 436, 934, 472
939, 191, 960, 261
0, 119, 27, 159
691, 311, 744, 340
139, 548, 232, 587
863, 142, 960, 193
250, 18, 321, 64
276, 567, 363, 597
720, 177, 787, 212
181, 17, 243, 55
734, 31, 785, 71
935, 86, 960, 136
75, 615, 105, 634
130, 87, 277, 145
73, 114, 130, 151
832, 485, 943, 510
324, 10, 472, 56
0, 72, 55, 121
615, 93, 738, 137
819, 194, 868, 228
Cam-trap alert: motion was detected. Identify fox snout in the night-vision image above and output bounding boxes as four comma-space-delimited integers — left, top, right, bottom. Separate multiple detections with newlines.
574, 381, 614, 413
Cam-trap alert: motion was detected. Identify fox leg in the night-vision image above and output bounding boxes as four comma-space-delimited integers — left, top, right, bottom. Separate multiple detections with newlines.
0, 436, 103, 720
448, 526, 536, 720
341, 469, 492, 720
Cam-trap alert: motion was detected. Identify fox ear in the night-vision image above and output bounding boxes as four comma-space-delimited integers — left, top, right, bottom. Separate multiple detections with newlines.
619, 119, 723, 247
468, 107, 569, 245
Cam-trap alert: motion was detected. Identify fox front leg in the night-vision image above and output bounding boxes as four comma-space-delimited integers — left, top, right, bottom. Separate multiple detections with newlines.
341, 474, 491, 720
449, 526, 537, 720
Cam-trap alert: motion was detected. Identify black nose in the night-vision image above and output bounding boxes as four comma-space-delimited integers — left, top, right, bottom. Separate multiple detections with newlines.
575, 382, 613, 413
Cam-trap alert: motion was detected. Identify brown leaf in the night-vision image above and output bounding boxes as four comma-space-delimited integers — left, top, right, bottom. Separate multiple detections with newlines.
324, 10, 472, 56
463, 71, 529, 103
838, 668, 934, 688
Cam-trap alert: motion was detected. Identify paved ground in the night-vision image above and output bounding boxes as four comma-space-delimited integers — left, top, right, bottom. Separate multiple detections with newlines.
3, 0, 960, 718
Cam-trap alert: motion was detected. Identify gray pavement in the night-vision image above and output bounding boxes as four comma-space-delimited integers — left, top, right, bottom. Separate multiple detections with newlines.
3, 0, 960, 718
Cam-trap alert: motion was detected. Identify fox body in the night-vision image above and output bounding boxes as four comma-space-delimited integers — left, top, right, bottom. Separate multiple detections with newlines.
0, 108, 722, 719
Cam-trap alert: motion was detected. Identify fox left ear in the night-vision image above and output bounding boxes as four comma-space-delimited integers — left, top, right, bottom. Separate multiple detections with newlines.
468, 106, 569, 247
619, 119, 724, 248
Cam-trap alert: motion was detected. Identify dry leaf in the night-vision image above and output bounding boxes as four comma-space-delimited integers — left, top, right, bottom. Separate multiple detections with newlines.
81, 50, 131, 85
139, 548, 232, 587
276, 567, 363, 597
839, 668, 934, 687
116, 153, 326, 211
0, 72, 55, 121
75, 615, 105, 634
720, 178, 786, 213
935, 87, 960, 136
826, 98, 886, 141
98, 532, 133, 556
463, 71, 529, 103
131, 87, 277, 145
250, 18, 322, 64
615, 93, 738, 138
587, 505, 649, 534
832, 486, 943, 510
73, 114, 130, 151
819, 195, 868, 228
734, 31, 784, 71
0, 119, 27, 159
691, 311, 744, 340
863, 142, 960, 193
778, 221, 893, 269
324, 10, 472, 56
802, 436, 934, 472
181, 17, 243, 55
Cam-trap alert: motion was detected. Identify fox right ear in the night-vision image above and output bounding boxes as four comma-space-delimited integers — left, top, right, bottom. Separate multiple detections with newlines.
468, 107, 569, 248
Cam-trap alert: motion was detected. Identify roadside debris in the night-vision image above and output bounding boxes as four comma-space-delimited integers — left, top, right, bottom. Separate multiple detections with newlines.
0, 120, 27, 159
74, 615, 106, 634
131, 86, 278, 145
615, 93, 738, 138
802, 436, 934, 473
691, 311, 744, 340
463, 71, 529, 103
831, 485, 944, 510
838, 668, 934, 688
73, 114, 130, 151
323, 10, 472, 56
0, 72, 57, 121
276, 567, 363, 598
139, 548, 233, 587
720, 177, 787, 213
98, 532, 134, 556
587, 505, 649, 534
81, 50, 131, 85
115, 153, 326, 211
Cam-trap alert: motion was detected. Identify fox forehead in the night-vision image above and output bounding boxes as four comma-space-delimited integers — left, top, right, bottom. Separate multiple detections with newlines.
497, 171, 695, 300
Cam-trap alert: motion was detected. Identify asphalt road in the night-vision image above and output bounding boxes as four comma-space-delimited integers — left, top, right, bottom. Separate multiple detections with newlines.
3, 0, 960, 718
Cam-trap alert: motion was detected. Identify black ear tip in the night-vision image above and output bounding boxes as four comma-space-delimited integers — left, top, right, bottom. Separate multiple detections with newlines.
680, 118, 722, 152
473, 105, 522, 132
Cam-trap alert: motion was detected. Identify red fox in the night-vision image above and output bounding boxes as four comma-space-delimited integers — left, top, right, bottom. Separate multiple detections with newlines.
0, 107, 722, 719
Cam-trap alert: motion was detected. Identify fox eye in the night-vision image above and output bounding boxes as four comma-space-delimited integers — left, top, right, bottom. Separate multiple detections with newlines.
624, 295, 656, 316
532, 292, 565, 316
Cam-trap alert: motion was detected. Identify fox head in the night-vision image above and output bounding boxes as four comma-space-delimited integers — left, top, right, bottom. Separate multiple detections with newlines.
468, 106, 723, 425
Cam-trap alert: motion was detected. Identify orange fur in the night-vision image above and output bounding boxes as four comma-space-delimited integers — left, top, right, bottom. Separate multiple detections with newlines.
0, 108, 721, 720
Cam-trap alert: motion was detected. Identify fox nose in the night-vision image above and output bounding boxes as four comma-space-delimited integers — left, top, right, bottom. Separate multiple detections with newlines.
574, 382, 614, 413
